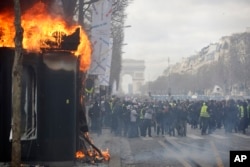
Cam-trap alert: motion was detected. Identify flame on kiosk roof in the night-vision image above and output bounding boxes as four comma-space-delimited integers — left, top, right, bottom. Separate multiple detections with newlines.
0, 1, 91, 72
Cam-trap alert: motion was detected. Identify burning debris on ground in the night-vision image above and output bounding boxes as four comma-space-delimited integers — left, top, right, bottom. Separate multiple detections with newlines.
75, 132, 110, 165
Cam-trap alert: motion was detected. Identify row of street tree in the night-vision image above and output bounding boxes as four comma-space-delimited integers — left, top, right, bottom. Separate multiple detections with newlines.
144, 32, 250, 96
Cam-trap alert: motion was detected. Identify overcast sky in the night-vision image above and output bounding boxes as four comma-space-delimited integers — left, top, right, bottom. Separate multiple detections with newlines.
122, 0, 250, 82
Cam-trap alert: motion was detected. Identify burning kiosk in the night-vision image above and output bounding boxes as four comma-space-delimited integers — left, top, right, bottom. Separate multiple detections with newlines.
0, 1, 109, 166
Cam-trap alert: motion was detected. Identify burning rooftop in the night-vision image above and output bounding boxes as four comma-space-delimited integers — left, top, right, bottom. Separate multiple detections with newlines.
0, 1, 91, 71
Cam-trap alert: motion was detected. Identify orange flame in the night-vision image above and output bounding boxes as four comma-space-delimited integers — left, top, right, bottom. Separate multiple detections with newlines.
75, 150, 85, 159
101, 149, 111, 161
75, 149, 110, 162
0, 2, 91, 71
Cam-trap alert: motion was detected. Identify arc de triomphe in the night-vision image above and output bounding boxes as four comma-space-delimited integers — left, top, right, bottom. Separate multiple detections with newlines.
119, 59, 145, 94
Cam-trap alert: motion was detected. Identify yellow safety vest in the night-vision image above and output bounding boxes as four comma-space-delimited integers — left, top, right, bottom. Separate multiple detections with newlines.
200, 104, 209, 118
140, 109, 144, 119
239, 106, 244, 118
85, 87, 93, 94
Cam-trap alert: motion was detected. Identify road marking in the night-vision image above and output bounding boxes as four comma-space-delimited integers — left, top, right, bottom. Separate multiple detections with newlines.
158, 140, 193, 167
210, 134, 227, 139
210, 141, 224, 167
233, 133, 250, 139
187, 134, 204, 139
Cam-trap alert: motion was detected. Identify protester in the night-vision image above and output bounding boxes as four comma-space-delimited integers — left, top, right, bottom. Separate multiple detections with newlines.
88, 100, 102, 135
142, 105, 154, 137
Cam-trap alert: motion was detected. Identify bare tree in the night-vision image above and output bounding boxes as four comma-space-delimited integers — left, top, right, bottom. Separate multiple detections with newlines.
110, 0, 132, 92
12, 0, 23, 166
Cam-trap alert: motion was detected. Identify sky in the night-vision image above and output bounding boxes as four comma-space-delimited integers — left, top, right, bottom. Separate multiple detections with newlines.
122, 0, 250, 82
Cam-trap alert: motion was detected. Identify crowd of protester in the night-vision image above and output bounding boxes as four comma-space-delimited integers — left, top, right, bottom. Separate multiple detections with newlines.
87, 96, 250, 138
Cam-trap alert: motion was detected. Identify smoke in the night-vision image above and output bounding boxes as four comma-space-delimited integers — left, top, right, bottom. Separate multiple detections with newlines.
0, 0, 76, 25
0, 0, 63, 15
43, 54, 77, 71
0, 0, 54, 13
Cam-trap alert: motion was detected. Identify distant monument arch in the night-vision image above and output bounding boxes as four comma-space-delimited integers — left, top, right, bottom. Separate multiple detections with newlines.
120, 59, 145, 94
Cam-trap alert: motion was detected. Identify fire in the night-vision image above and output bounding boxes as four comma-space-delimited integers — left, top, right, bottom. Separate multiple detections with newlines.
76, 150, 85, 159
0, 2, 91, 71
101, 149, 111, 161
75, 148, 110, 162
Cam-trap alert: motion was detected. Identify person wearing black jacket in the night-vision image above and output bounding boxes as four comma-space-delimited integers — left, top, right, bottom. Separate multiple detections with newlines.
88, 100, 101, 135
224, 99, 238, 133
